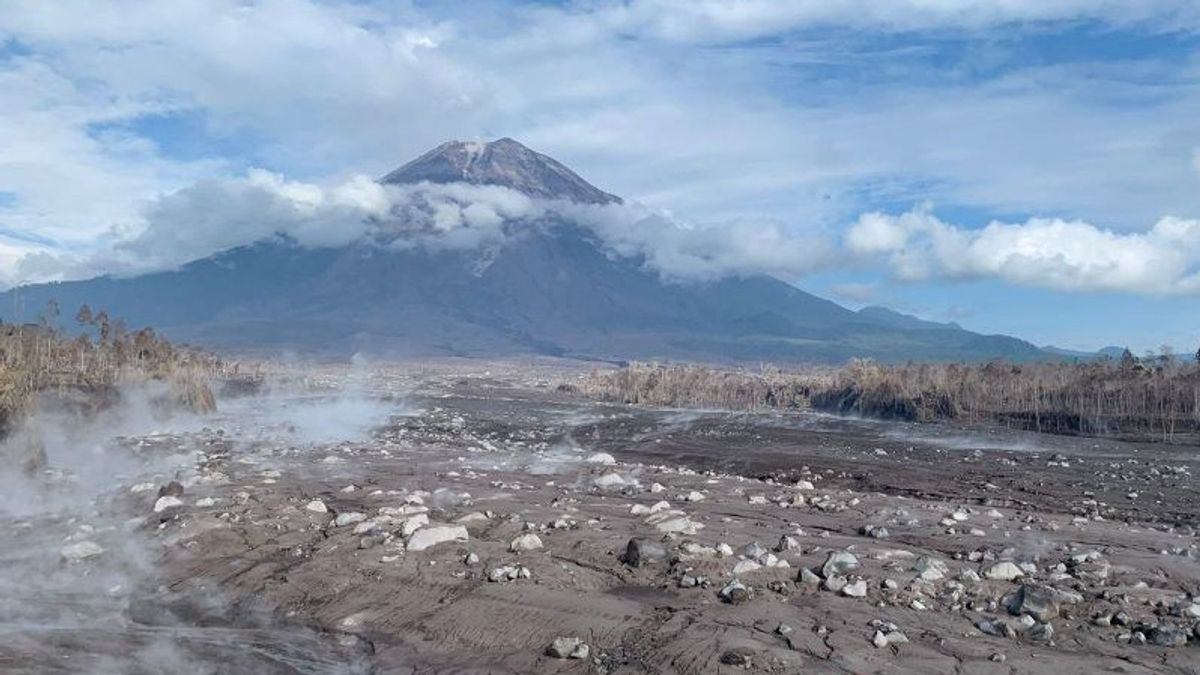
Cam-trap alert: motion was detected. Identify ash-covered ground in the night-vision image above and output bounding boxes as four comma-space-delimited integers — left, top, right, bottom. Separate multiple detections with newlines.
3, 361, 1200, 674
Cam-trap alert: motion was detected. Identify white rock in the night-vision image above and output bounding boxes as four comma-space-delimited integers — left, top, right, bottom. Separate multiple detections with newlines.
334, 512, 367, 527
984, 561, 1025, 581
682, 490, 706, 502
60, 541, 104, 561
194, 497, 216, 507
594, 472, 628, 489
400, 514, 430, 537
406, 525, 469, 551
842, 579, 868, 597
586, 452, 616, 465
153, 496, 184, 513
305, 500, 328, 514
795, 480, 815, 490
510, 533, 544, 552
650, 482, 666, 493
655, 516, 703, 535
352, 520, 380, 535
732, 559, 762, 575
130, 482, 156, 494
914, 556, 948, 581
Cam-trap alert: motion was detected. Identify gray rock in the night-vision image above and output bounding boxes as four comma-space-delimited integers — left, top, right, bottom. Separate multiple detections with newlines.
1003, 584, 1063, 623
718, 647, 754, 668
1147, 625, 1189, 647
740, 542, 768, 559
797, 568, 821, 585
776, 535, 801, 553
821, 551, 859, 579
823, 575, 848, 593
621, 538, 666, 567
719, 579, 752, 605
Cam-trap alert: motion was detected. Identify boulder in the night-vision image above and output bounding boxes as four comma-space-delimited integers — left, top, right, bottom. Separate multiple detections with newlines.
821, 551, 859, 579
546, 637, 590, 659
984, 561, 1024, 581
510, 533, 544, 552
406, 525, 468, 551
620, 538, 666, 567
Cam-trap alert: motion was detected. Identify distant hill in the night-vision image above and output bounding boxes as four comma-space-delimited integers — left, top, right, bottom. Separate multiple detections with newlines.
0, 138, 1052, 363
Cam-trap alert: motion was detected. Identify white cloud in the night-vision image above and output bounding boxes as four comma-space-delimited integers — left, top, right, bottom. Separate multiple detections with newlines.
571, 202, 836, 282
16, 171, 834, 285
847, 207, 1200, 294
591, 0, 1200, 42
1, 0, 1200, 301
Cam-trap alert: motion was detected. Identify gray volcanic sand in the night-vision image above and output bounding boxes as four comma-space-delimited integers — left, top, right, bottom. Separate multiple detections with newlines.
3, 362, 1199, 674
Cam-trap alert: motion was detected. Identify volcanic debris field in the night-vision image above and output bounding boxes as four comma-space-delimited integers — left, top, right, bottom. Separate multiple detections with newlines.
3, 362, 1200, 674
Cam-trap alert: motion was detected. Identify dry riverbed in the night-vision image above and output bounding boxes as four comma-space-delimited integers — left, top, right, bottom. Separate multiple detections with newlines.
4, 362, 1199, 673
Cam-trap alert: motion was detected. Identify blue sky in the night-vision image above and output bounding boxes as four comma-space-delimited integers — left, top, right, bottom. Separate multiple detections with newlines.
2, 1, 1200, 352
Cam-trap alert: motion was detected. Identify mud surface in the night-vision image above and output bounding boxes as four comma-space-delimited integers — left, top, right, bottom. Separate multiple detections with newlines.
3, 362, 1199, 673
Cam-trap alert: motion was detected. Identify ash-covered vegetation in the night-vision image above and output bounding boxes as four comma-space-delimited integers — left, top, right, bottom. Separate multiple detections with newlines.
579, 355, 1200, 441
0, 302, 234, 470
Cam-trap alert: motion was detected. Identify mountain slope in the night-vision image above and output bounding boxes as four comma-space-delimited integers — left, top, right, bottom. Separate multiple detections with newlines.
0, 138, 1048, 363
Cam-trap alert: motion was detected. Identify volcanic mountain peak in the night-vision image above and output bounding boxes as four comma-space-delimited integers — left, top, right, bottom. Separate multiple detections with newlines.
380, 137, 621, 205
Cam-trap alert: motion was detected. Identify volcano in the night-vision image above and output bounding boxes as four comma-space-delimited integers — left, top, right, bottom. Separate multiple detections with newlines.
0, 138, 1046, 362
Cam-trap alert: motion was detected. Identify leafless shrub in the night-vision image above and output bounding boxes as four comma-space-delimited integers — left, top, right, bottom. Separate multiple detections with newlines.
580, 357, 1200, 442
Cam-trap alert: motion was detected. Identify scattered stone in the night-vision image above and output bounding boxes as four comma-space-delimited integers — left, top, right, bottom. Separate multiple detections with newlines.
305, 499, 328, 514
1147, 625, 1189, 647
821, 551, 859, 578
860, 524, 889, 539
732, 560, 762, 576
399, 514, 429, 537
621, 538, 666, 567
823, 575, 848, 593
510, 533, 544, 552
488, 564, 531, 582
719, 579, 752, 604
984, 561, 1024, 581
797, 568, 821, 585
718, 647, 754, 668
654, 515, 703, 535
1003, 584, 1064, 623
157, 481, 184, 498
406, 525, 469, 551
776, 535, 801, 553
546, 637, 590, 659
153, 495, 184, 513
594, 472, 629, 489
842, 579, 868, 597
872, 630, 889, 648
334, 512, 367, 527
60, 541, 104, 562
914, 556, 948, 581
585, 452, 616, 465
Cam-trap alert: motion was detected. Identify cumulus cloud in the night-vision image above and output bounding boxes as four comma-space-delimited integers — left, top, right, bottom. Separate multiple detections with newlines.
847, 207, 1200, 294
574, 202, 835, 282
15, 169, 840, 285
